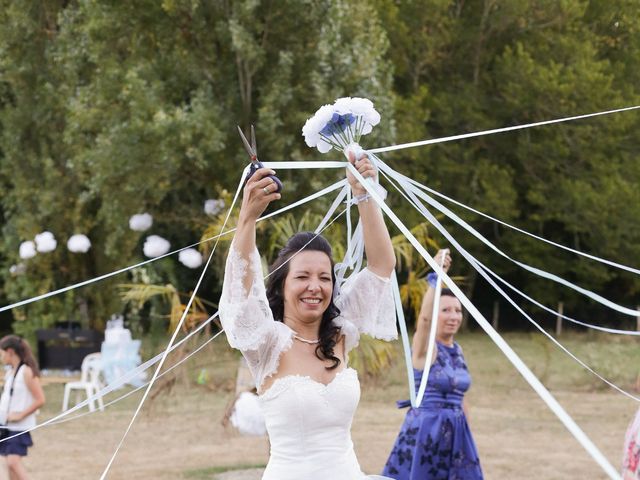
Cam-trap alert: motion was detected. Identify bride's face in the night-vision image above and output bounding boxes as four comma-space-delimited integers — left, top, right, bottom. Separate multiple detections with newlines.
283, 251, 333, 324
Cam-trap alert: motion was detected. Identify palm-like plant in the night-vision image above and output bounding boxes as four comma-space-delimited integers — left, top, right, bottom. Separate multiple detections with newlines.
118, 283, 216, 333
393, 222, 439, 319
118, 282, 218, 399
391, 221, 467, 320
265, 210, 346, 261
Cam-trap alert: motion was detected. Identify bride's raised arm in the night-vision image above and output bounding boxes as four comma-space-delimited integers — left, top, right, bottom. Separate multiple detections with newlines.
335, 153, 397, 343
347, 152, 396, 279
218, 169, 281, 353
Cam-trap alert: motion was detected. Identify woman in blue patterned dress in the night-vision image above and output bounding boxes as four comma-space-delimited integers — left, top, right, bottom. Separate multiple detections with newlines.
382, 249, 483, 480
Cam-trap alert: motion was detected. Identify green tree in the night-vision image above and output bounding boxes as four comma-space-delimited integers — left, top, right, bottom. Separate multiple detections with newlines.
378, 0, 640, 327
0, 0, 395, 336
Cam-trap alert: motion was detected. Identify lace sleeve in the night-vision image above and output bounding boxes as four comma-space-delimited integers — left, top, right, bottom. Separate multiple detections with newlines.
335, 268, 397, 343
219, 243, 293, 389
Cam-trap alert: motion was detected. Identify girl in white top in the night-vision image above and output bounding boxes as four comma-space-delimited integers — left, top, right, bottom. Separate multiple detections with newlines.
0, 335, 45, 480
219, 153, 396, 479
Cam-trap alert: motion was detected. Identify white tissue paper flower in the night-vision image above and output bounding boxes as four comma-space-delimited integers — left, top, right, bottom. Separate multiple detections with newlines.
143, 235, 170, 258
302, 97, 380, 154
230, 391, 267, 436
19, 241, 36, 259
204, 199, 225, 216
178, 248, 203, 269
129, 213, 153, 231
9, 263, 26, 276
302, 104, 335, 153
67, 234, 92, 253
34, 231, 57, 253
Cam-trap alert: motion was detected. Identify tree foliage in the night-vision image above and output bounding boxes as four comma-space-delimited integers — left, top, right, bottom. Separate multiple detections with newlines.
0, 0, 638, 336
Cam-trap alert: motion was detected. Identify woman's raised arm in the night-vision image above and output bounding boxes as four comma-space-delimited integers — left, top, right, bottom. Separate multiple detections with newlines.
233, 168, 281, 292
346, 153, 395, 278
412, 249, 451, 370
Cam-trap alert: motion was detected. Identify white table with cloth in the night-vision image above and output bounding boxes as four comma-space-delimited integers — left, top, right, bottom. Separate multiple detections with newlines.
100, 326, 145, 387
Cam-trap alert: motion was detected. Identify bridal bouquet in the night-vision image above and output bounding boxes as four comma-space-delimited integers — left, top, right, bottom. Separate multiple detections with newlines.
302, 97, 380, 158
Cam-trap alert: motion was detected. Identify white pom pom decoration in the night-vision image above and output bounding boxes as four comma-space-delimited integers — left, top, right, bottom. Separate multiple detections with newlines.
204, 199, 225, 216
9, 263, 26, 276
129, 213, 153, 232
34, 231, 57, 253
178, 248, 203, 269
143, 235, 170, 258
19, 241, 36, 260
67, 234, 92, 253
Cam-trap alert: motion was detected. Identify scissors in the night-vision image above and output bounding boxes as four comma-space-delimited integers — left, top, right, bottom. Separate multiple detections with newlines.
237, 125, 283, 193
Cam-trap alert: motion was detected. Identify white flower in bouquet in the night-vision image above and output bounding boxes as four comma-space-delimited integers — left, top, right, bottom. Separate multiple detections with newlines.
178, 248, 203, 269
302, 97, 380, 156
19, 241, 37, 259
204, 199, 225, 216
35, 231, 57, 253
67, 234, 92, 253
143, 235, 170, 258
129, 213, 153, 232
9, 263, 26, 276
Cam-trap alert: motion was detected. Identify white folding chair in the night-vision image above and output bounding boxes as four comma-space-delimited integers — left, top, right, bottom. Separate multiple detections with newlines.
61, 352, 105, 412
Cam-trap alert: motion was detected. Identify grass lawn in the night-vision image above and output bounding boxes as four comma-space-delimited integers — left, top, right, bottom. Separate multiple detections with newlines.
16, 329, 639, 479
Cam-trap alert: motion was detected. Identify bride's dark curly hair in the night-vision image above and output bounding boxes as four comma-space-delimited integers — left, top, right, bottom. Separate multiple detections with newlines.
266, 232, 342, 370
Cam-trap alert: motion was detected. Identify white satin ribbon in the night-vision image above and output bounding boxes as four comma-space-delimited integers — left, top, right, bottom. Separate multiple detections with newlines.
391, 273, 418, 408
99, 173, 351, 478
347, 162, 621, 480
377, 160, 639, 317
0, 177, 348, 314
99, 160, 249, 479
379, 164, 640, 403
49, 330, 224, 427
415, 252, 445, 407
369, 104, 640, 154
409, 178, 640, 276
13, 190, 352, 442
0, 308, 221, 444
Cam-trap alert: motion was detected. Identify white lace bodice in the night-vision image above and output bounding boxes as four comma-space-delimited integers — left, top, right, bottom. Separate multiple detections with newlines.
218, 242, 397, 392
260, 368, 363, 479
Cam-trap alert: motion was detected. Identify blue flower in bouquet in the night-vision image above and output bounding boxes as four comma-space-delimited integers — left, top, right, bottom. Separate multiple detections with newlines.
319, 112, 356, 137
303, 97, 380, 154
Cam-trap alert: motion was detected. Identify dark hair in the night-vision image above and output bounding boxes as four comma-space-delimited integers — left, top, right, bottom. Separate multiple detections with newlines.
440, 288, 463, 309
0, 335, 40, 377
266, 232, 342, 370
441, 288, 455, 298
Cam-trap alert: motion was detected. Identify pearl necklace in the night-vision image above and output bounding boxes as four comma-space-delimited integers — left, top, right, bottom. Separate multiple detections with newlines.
293, 333, 320, 345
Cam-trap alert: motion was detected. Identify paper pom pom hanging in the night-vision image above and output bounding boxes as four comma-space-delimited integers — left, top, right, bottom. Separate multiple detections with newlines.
178, 248, 203, 269
129, 213, 153, 232
34, 231, 57, 253
204, 199, 225, 216
143, 235, 170, 258
19, 241, 36, 260
67, 234, 92, 253
9, 263, 26, 276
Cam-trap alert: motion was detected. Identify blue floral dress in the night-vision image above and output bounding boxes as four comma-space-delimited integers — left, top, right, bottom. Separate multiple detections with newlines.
382, 342, 483, 480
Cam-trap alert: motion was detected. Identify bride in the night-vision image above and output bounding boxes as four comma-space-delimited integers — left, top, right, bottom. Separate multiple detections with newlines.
219, 153, 396, 479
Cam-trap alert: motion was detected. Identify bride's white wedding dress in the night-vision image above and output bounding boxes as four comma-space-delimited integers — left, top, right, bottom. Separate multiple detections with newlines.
219, 244, 396, 480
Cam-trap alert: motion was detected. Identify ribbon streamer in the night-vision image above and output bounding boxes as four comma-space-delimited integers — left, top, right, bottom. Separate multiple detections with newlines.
14, 196, 352, 443
378, 161, 640, 317
409, 178, 640, 276
369, 104, 640, 154
99, 162, 248, 479
378, 163, 640, 403
99, 172, 353, 478
415, 252, 445, 407
0, 177, 348, 314
348, 163, 621, 480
